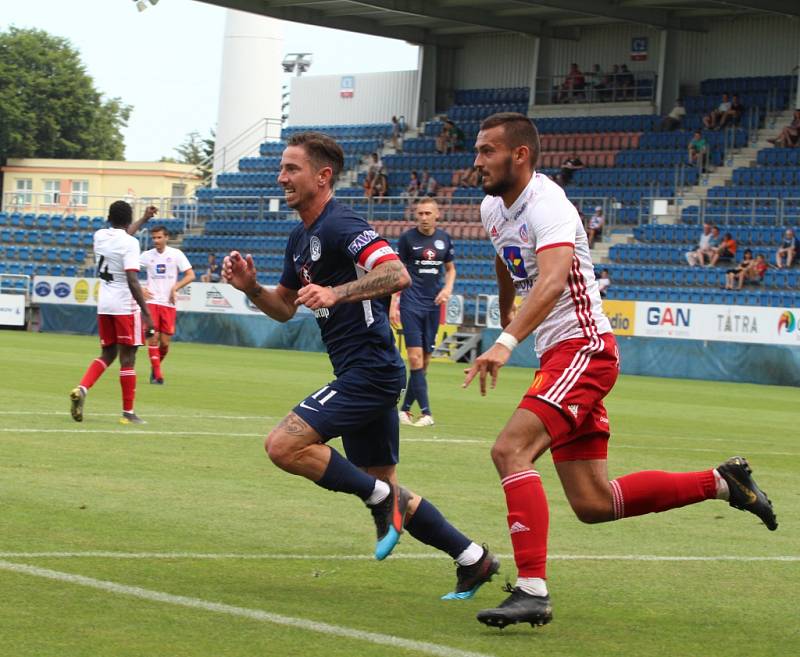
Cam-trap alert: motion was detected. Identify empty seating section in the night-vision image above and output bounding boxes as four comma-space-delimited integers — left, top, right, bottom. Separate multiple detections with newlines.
0, 212, 186, 281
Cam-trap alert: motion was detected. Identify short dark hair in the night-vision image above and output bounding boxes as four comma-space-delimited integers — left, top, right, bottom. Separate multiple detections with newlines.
150, 225, 169, 236
480, 112, 541, 168
286, 131, 345, 186
108, 200, 133, 227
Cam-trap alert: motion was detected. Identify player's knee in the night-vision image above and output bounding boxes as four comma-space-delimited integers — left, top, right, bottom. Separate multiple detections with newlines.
264, 431, 299, 469
570, 498, 614, 524
490, 437, 517, 470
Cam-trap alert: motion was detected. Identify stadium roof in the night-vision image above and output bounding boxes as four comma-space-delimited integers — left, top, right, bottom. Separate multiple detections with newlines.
200, 1, 800, 45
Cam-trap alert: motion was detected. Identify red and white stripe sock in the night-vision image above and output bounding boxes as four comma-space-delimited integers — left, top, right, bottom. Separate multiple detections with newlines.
502, 470, 549, 579
79, 358, 108, 390
609, 469, 717, 519
148, 345, 163, 379
119, 368, 137, 413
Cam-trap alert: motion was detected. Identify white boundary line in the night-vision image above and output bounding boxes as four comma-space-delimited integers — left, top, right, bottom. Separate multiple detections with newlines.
0, 560, 496, 657
0, 411, 278, 420
2, 427, 797, 456
0, 551, 797, 562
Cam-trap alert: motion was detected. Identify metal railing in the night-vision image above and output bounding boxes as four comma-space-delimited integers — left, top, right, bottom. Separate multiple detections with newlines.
534, 71, 657, 106
639, 196, 800, 226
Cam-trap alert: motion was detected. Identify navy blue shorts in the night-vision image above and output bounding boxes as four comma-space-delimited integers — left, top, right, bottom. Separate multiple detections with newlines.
292, 366, 406, 467
400, 306, 439, 353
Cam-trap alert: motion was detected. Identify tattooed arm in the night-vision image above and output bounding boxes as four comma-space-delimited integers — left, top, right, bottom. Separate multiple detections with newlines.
295, 260, 411, 310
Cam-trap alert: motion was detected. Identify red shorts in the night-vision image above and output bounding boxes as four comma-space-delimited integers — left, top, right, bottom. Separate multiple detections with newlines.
98, 312, 144, 347
518, 332, 619, 463
147, 303, 177, 335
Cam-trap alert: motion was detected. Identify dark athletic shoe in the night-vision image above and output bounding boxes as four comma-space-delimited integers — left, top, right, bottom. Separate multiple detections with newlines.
477, 584, 553, 629
369, 484, 411, 561
717, 456, 777, 531
69, 387, 86, 422
119, 412, 146, 425
442, 545, 500, 600
149, 371, 164, 385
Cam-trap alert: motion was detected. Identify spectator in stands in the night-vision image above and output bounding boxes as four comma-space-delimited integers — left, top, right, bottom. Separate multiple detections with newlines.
448, 120, 466, 152
745, 253, 769, 286
372, 169, 389, 203
686, 221, 713, 266
364, 152, 383, 198
391, 115, 402, 151
709, 231, 737, 267
768, 109, 800, 148
201, 253, 221, 283
586, 206, 605, 248
659, 98, 686, 132
687, 130, 709, 171
404, 170, 420, 199
557, 153, 585, 187
703, 93, 732, 130
720, 94, 745, 128
603, 64, 620, 101
558, 63, 585, 103
617, 64, 635, 100
775, 228, 799, 269
725, 249, 754, 290
451, 166, 479, 188
597, 268, 611, 298
587, 64, 604, 100
435, 122, 452, 154
421, 169, 439, 197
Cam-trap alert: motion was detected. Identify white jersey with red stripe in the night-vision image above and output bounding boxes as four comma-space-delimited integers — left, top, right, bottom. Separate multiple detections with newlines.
93, 227, 141, 315
140, 246, 192, 308
480, 172, 611, 356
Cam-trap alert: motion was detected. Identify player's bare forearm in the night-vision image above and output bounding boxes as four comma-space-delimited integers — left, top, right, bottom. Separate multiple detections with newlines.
175, 268, 195, 291
125, 272, 151, 317
443, 262, 456, 294
127, 206, 158, 235
246, 283, 298, 322
494, 255, 516, 325
333, 260, 410, 303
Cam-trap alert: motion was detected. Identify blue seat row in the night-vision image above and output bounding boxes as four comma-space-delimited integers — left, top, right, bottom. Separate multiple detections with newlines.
634, 224, 799, 246
454, 87, 530, 105
448, 103, 528, 122
756, 148, 800, 167
1, 246, 86, 263
572, 168, 695, 187
707, 186, 798, 199
0, 213, 106, 231
0, 261, 80, 277
638, 129, 748, 151
382, 153, 474, 170
700, 75, 794, 95
733, 167, 800, 186
281, 123, 393, 140
0, 228, 93, 247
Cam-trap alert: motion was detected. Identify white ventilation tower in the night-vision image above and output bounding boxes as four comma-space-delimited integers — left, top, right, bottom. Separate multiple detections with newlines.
213, 9, 284, 184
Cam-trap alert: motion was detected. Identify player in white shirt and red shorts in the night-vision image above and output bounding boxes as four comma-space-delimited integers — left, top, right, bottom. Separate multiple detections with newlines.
140, 225, 195, 384
463, 113, 777, 629
70, 202, 155, 425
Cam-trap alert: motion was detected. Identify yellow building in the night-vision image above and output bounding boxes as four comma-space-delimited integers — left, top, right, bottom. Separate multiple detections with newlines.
1, 159, 202, 216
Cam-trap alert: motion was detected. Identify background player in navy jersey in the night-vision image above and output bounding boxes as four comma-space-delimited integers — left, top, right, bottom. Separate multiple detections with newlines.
390, 198, 455, 427
222, 132, 498, 599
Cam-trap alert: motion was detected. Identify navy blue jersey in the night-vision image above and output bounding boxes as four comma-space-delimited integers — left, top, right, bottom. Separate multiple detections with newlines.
280, 199, 403, 376
396, 228, 454, 309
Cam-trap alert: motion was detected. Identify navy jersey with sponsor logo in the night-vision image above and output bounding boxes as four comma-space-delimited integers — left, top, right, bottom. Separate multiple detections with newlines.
279, 199, 404, 376
396, 228, 454, 309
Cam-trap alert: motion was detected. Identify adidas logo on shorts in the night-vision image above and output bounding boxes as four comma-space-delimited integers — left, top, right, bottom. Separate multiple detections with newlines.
568, 404, 580, 418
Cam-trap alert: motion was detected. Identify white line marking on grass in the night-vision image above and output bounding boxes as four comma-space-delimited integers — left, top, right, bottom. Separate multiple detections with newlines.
0, 560, 496, 657
0, 411, 278, 420
1, 552, 797, 562
0, 429, 262, 437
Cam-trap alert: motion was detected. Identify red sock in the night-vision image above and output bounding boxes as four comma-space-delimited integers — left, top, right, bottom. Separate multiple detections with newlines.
119, 368, 136, 413
148, 345, 162, 379
79, 358, 108, 389
610, 470, 717, 519
502, 470, 549, 578
159, 344, 169, 361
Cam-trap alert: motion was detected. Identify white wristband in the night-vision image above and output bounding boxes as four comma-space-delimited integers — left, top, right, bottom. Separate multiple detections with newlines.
495, 331, 519, 351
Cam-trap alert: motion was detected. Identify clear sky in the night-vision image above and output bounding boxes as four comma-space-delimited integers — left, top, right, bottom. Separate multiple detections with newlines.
1, 0, 419, 161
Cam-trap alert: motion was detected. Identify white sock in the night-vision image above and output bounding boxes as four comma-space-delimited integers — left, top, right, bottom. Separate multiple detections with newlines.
455, 542, 484, 567
365, 479, 390, 506
713, 469, 729, 500
516, 577, 548, 597
79, 385, 87, 395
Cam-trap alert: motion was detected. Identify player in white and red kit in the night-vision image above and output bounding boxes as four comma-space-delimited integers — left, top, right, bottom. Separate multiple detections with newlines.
69, 202, 154, 425
463, 113, 777, 628
140, 225, 195, 384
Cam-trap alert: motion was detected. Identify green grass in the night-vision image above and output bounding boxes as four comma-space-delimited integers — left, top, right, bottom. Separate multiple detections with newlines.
0, 331, 797, 657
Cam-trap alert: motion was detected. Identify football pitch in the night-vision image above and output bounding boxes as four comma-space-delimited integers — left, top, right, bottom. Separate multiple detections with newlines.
0, 331, 797, 657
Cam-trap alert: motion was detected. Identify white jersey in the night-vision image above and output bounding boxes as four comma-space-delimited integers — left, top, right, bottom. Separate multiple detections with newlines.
140, 246, 192, 308
93, 227, 141, 315
481, 172, 612, 356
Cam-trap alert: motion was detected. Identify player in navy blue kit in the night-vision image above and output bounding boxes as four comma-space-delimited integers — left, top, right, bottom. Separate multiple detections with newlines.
223, 132, 498, 599
390, 198, 456, 427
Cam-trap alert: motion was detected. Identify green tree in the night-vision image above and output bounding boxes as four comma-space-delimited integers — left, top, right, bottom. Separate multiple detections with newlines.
169, 129, 215, 183
0, 27, 131, 163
